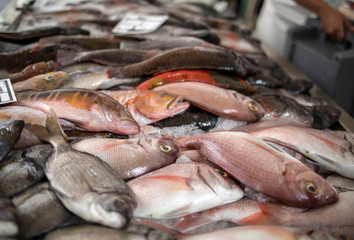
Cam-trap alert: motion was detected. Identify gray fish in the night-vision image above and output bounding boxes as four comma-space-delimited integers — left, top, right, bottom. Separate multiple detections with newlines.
0, 145, 53, 197
0, 120, 25, 162
39, 110, 136, 228
12, 182, 71, 239
0, 196, 18, 238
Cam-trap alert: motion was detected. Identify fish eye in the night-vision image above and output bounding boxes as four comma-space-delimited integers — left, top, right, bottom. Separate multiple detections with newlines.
160, 92, 167, 96
215, 169, 228, 177
124, 109, 131, 115
305, 182, 319, 194
159, 145, 171, 152
45, 75, 54, 81
105, 132, 114, 138
40, 149, 52, 157
0, 127, 9, 135
248, 103, 258, 112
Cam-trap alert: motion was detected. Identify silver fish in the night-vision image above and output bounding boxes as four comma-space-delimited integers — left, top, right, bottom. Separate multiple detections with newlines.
0, 120, 24, 162
0, 144, 52, 197
0, 196, 18, 238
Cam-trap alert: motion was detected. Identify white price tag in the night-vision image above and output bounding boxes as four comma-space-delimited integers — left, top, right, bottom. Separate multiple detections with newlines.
112, 13, 169, 35
0, 79, 16, 104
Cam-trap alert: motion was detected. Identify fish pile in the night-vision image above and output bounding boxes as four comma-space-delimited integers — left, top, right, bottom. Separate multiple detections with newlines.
0, 0, 353, 239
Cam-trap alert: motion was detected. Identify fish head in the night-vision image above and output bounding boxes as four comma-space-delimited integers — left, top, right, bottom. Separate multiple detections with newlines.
134, 91, 190, 120
24, 144, 53, 168
104, 105, 140, 135
0, 120, 25, 161
197, 164, 243, 201
289, 163, 338, 207
43, 71, 70, 89
155, 138, 180, 159
233, 93, 265, 122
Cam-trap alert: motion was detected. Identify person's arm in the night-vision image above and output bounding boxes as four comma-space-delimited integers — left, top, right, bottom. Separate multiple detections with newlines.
294, 0, 354, 42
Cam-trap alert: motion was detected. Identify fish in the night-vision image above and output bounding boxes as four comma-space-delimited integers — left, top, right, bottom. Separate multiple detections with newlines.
251, 94, 339, 129
43, 223, 175, 240
172, 198, 304, 233
105, 46, 260, 79
135, 70, 255, 95
176, 131, 338, 207
151, 105, 219, 131
0, 120, 25, 162
65, 129, 128, 143
0, 196, 18, 238
101, 89, 190, 126
128, 161, 244, 219
0, 106, 68, 149
12, 71, 69, 92
325, 130, 354, 145
231, 119, 311, 132
57, 48, 162, 67
326, 174, 354, 192
0, 60, 60, 84
153, 82, 264, 122
0, 144, 53, 197
13, 88, 140, 135
12, 182, 72, 239
40, 110, 137, 228
71, 137, 179, 180
0, 26, 89, 43
250, 126, 354, 179
178, 225, 315, 240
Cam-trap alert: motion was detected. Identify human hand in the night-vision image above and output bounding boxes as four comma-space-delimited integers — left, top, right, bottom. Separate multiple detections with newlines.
317, 5, 354, 42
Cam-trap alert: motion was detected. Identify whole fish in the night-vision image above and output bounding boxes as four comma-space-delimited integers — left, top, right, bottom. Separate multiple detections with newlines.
57, 48, 162, 67
13, 88, 140, 135
12, 182, 72, 239
135, 70, 255, 95
250, 126, 354, 179
128, 161, 244, 219
0, 106, 67, 149
326, 174, 354, 192
105, 46, 260, 79
71, 137, 179, 180
153, 82, 264, 122
13, 71, 69, 92
0, 145, 53, 197
40, 110, 137, 228
0, 26, 89, 43
0, 120, 25, 162
178, 225, 314, 240
151, 105, 219, 131
43, 224, 175, 240
251, 94, 339, 129
0, 196, 18, 238
0, 60, 60, 84
101, 89, 190, 126
176, 131, 338, 207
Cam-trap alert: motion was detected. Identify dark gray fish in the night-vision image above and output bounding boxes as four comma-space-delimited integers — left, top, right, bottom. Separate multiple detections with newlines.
0, 145, 53, 197
39, 110, 136, 228
152, 105, 219, 131
0, 120, 25, 162
12, 182, 72, 239
0, 26, 89, 44
0, 196, 18, 238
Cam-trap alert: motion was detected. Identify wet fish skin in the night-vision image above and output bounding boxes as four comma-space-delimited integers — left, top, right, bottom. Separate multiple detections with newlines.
176, 131, 338, 207
250, 126, 354, 179
13, 71, 69, 92
71, 137, 179, 180
0, 196, 18, 238
153, 82, 264, 122
105, 46, 260, 79
128, 161, 244, 219
0, 120, 25, 162
102, 89, 190, 126
13, 88, 140, 135
1, 60, 60, 84
65, 129, 128, 143
0, 145, 53, 197
12, 182, 71, 239
326, 174, 354, 192
41, 110, 137, 229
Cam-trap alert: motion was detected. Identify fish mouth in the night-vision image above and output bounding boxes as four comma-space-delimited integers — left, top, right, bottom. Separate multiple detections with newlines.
167, 96, 190, 112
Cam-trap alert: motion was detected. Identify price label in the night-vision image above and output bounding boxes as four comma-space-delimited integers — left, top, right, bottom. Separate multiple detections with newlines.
0, 79, 16, 104
112, 13, 169, 35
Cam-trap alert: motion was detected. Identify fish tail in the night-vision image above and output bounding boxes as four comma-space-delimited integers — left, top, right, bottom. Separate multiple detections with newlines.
105, 67, 124, 79
173, 212, 211, 232
43, 109, 68, 147
56, 49, 78, 67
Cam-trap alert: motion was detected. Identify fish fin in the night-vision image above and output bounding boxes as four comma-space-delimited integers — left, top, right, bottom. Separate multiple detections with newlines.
144, 175, 192, 191
105, 67, 124, 78
57, 49, 78, 67
43, 109, 68, 147
135, 218, 182, 235
173, 212, 211, 232
239, 202, 286, 225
